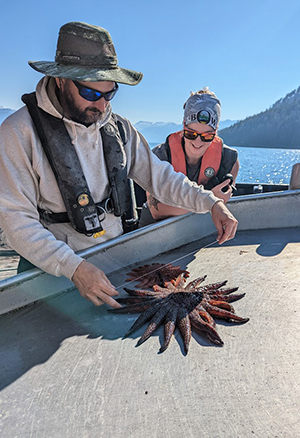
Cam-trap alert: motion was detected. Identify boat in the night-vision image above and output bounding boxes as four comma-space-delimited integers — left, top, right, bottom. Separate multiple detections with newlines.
0, 180, 290, 280
0, 171, 299, 437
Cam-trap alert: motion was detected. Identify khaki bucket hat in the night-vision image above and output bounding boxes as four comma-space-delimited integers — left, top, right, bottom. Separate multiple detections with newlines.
28, 22, 143, 85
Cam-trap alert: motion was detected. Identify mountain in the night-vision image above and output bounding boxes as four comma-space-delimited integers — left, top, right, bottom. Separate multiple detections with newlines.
219, 87, 300, 148
1, 106, 237, 142
219, 119, 238, 130
134, 119, 237, 143
0, 107, 15, 124
134, 121, 181, 143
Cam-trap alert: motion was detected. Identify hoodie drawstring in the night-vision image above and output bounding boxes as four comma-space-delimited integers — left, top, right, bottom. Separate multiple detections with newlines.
70, 124, 78, 146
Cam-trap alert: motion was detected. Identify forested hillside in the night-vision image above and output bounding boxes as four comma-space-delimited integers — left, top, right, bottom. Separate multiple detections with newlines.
219, 87, 300, 148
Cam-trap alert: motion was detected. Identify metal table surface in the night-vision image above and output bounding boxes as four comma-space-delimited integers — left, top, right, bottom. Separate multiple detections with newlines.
0, 227, 299, 438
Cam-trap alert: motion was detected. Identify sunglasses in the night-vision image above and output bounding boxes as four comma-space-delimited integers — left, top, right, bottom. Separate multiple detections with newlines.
183, 128, 216, 142
73, 80, 119, 102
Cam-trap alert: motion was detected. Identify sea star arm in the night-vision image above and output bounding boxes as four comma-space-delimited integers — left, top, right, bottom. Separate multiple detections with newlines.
204, 303, 249, 323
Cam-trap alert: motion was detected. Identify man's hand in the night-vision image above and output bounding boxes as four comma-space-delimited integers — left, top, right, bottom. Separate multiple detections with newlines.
72, 260, 121, 308
211, 179, 233, 204
211, 201, 238, 244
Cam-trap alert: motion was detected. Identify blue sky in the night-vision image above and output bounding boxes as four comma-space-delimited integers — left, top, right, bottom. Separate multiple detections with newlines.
1, 0, 300, 124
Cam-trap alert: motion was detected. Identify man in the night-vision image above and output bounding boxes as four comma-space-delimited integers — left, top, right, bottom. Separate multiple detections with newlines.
0, 21, 238, 309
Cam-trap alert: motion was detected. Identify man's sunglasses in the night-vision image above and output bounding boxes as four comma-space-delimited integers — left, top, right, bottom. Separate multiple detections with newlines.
183, 128, 216, 142
73, 81, 119, 102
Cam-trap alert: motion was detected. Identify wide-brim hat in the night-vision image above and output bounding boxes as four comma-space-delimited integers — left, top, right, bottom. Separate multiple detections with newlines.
29, 22, 143, 86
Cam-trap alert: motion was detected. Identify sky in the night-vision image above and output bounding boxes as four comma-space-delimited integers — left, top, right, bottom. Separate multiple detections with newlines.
0, 0, 300, 124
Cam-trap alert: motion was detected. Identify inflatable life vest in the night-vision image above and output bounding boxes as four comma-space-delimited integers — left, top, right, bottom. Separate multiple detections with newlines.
168, 131, 223, 186
22, 92, 131, 236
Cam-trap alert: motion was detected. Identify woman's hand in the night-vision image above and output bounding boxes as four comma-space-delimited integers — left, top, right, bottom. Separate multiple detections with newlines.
211, 179, 233, 204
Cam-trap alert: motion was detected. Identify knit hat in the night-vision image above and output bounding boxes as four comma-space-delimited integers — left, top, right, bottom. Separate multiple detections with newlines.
184, 93, 221, 130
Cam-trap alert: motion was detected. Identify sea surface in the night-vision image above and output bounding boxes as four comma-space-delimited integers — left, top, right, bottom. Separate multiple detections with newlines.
149, 143, 300, 185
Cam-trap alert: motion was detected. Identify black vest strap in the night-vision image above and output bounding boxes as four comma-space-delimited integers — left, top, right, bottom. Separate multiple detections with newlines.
100, 116, 131, 216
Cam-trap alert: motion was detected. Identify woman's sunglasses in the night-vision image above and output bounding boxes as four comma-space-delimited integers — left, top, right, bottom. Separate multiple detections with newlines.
183, 128, 216, 142
73, 81, 119, 102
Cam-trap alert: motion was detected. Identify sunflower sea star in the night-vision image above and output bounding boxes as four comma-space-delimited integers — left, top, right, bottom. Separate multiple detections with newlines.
110, 267, 249, 355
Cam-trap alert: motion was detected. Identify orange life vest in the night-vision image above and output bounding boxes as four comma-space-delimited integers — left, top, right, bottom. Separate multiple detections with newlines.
168, 131, 223, 186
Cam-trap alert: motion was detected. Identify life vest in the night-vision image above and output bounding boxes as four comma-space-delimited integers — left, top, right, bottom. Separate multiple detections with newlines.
22, 92, 131, 236
168, 131, 223, 186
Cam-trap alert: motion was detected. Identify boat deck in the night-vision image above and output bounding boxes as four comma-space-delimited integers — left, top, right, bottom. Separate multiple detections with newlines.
0, 226, 299, 438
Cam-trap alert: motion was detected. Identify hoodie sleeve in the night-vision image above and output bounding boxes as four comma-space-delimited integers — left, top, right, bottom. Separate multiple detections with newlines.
0, 109, 83, 279
117, 116, 221, 213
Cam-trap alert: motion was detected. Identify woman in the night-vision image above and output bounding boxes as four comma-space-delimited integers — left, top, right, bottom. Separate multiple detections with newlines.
139, 87, 239, 227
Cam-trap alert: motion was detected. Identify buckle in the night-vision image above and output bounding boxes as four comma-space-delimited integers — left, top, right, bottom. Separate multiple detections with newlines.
96, 205, 106, 222
103, 197, 114, 214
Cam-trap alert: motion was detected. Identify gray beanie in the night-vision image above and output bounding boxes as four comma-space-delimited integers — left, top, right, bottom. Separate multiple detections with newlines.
184, 93, 221, 130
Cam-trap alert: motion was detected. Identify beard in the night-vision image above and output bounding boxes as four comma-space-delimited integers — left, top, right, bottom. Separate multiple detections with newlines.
58, 81, 106, 126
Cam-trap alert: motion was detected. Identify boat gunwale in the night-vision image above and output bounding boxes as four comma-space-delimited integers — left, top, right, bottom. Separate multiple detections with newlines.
0, 189, 299, 315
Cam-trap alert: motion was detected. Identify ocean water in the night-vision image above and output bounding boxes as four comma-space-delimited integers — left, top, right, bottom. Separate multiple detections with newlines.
149, 143, 300, 185
234, 146, 300, 185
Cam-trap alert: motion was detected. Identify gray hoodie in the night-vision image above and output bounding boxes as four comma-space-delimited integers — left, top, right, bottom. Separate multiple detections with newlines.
0, 76, 220, 280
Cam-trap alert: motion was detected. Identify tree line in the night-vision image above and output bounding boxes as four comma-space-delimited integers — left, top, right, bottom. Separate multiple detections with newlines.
219, 87, 300, 149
